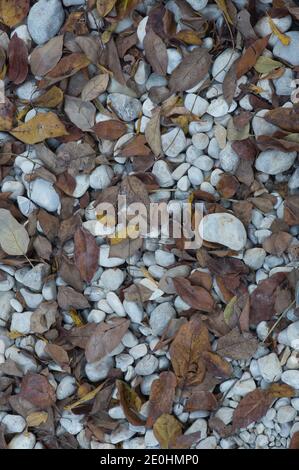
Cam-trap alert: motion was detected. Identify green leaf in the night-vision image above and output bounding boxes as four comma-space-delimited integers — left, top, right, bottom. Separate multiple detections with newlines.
254, 56, 283, 74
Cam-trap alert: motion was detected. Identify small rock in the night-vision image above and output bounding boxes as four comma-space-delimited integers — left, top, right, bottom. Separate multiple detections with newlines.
281, 370, 299, 388
108, 94, 142, 122
184, 94, 209, 116
8, 432, 36, 449
56, 376, 77, 400
258, 353, 282, 383
110, 424, 136, 444
135, 354, 159, 376
185, 0, 208, 11
28, 178, 60, 213
273, 31, 299, 66
73, 174, 90, 198
255, 150, 297, 175
27, 0, 65, 45
244, 248, 266, 270
123, 300, 144, 324
277, 406, 297, 424
129, 344, 148, 360
2, 414, 26, 434
15, 264, 50, 292
219, 143, 239, 173
161, 128, 187, 158
196, 436, 218, 449
99, 245, 125, 267
90, 165, 113, 190
149, 302, 176, 336
185, 418, 207, 439
215, 407, 234, 425
85, 356, 113, 382
167, 49, 182, 74
152, 161, 174, 187
60, 411, 84, 435
10, 312, 33, 335
212, 48, 240, 83
199, 213, 247, 251
100, 269, 125, 291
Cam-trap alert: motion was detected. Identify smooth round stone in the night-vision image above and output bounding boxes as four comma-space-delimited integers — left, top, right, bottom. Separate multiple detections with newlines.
56, 376, 77, 400
274, 68, 294, 96
252, 110, 280, 137
244, 248, 266, 270
123, 300, 144, 323
199, 213, 247, 251
0, 273, 14, 291
161, 128, 187, 158
189, 115, 213, 134
184, 94, 209, 116
149, 302, 176, 336
188, 167, 204, 186
8, 432, 36, 449
142, 98, 155, 118
136, 16, 148, 45
85, 356, 113, 382
210, 168, 223, 186
177, 175, 190, 192
60, 411, 84, 435
63, 0, 85, 4
154, 249, 175, 267
115, 353, 134, 372
129, 344, 148, 360
135, 354, 159, 376
16, 264, 49, 292
17, 196, 37, 217
0, 291, 14, 321
87, 309, 106, 323
10, 312, 33, 335
186, 0, 208, 10
194, 155, 214, 171
286, 321, 299, 350
1, 181, 24, 199
281, 370, 299, 388
289, 168, 299, 189
73, 174, 90, 198
219, 143, 239, 173
90, 165, 113, 190
146, 73, 167, 91
27, 0, 65, 45
207, 97, 236, 117
107, 93, 142, 122
27, 178, 60, 213
255, 150, 297, 175
100, 269, 125, 291
257, 353, 282, 383
135, 61, 150, 85
172, 163, 190, 180
2, 414, 26, 433
212, 49, 240, 83
106, 292, 126, 317
152, 161, 174, 187
277, 406, 297, 424
273, 32, 299, 66
192, 133, 209, 150
167, 49, 182, 74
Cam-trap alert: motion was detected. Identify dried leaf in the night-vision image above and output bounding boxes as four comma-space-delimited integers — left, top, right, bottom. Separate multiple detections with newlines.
30, 301, 57, 334
263, 231, 292, 256
145, 108, 162, 157
30, 36, 64, 77
97, 0, 116, 16
0, 98, 15, 132
265, 107, 299, 133
174, 29, 203, 45
8, 34, 28, 85
232, 389, 273, 430
39, 53, 90, 88
169, 47, 211, 92
0, 209, 29, 256
289, 431, 299, 449
185, 391, 218, 412
85, 318, 130, 363
170, 317, 210, 388
0, 0, 29, 27
144, 28, 168, 76
173, 277, 214, 313
268, 15, 290, 45
116, 380, 144, 426
65, 382, 106, 411
20, 373, 56, 410
26, 411, 48, 427
33, 86, 64, 108
45, 344, 70, 371
250, 272, 287, 324
202, 351, 233, 379
216, 327, 258, 360
64, 96, 96, 131
254, 56, 283, 74
55, 141, 96, 176
10, 112, 68, 144
81, 73, 109, 102
223, 61, 238, 106
236, 36, 269, 78
57, 286, 90, 310
92, 119, 127, 140
284, 195, 299, 226
74, 226, 99, 283
147, 371, 177, 428
268, 383, 295, 399
153, 414, 182, 449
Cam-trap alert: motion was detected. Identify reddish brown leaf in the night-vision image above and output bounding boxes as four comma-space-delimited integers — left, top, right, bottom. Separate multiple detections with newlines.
92, 120, 127, 140
256, 135, 299, 152
20, 373, 56, 410
289, 431, 299, 449
74, 227, 99, 283
223, 60, 238, 106
45, 344, 70, 372
30, 36, 64, 77
250, 272, 287, 324
39, 53, 90, 88
185, 391, 218, 412
262, 231, 293, 256
116, 380, 145, 426
144, 28, 168, 76
85, 318, 130, 363
8, 34, 28, 85
202, 351, 233, 379
236, 36, 269, 78
147, 371, 177, 428
284, 195, 299, 226
232, 389, 273, 430
264, 107, 299, 133
57, 286, 90, 310
216, 327, 258, 360
173, 277, 214, 313
169, 47, 211, 92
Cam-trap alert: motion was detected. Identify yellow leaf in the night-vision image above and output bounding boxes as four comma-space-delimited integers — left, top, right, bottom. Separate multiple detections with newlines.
153, 414, 182, 449
8, 331, 25, 340
174, 30, 203, 46
215, 0, 233, 25
33, 86, 64, 108
116, 380, 144, 426
97, 0, 116, 16
65, 382, 105, 411
223, 296, 237, 325
10, 112, 68, 144
0, 0, 29, 27
109, 225, 140, 245
268, 16, 291, 45
268, 383, 295, 398
26, 411, 48, 427
248, 84, 265, 94
69, 308, 84, 327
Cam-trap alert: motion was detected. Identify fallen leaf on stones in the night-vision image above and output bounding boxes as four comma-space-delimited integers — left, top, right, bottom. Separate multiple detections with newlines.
116, 380, 144, 426
30, 301, 57, 334
254, 56, 283, 74
268, 383, 295, 399
57, 286, 90, 310
268, 15, 290, 46
216, 327, 258, 360
265, 107, 299, 133
185, 391, 218, 412
153, 414, 182, 449
64, 96, 96, 131
202, 351, 233, 379
263, 231, 292, 256
65, 382, 106, 411
81, 73, 109, 102
223, 296, 237, 325
8, 34, 28, 85
170, 317, 210, 388
30, 36, 64, 77
173, 277, 214, 313
284, 195, 299, 226
39, 53, 90, 88
171, 431, 202, 449
216, 173, 239, 198
0, 98, 15, 132
26, 411, 48, 427
92, 120, 127, 140
97, 0, 116, 16
45, 344, 70, 371
250, 272, 287, 324
20, 373, 56, 410
144, 28, 168, 76
232, 389, 273, 431
145, 108, 162, 157
85, 318, 130, 363
147, 371, 177, 428
223, 61, 238, 106
174, 29, 203, 45
289, 431, 299, 449
33, 86, 64, 109
10, 112, 68, 144
74, 227, 99, 283
256, 135, 299, 152
59, 256, 83, 292
55, 142, 96, 176
0, 0, 29, 27
169, 47, 211, 92
0, 208, 29, 256
236, 36, 269, 78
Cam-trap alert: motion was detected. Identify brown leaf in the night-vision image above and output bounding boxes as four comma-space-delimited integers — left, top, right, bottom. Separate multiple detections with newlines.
169, 47, 211, 92
120, 134, 151, 158
116, 380, 144, 426
216, 327, 258, 360
10, 112, 68, 144
92, 120, 127, 140
284, 195, 299, 226
153, 414, 182, 449
145, 108, 162, 157
8, 34, 28, 85
30, 36, 64, 77
236, 36, 269, 78
268, 383, 295, 399
39, 53, 90, 88
250, 272, 287, 324
216, 173, 239, 198
171, 431, 201, 449
64, 96, 96, 131
185, 391, 218, 412
97, 0, 116, 16
103, 37, 125, 85
170, 317, 210, 388
45, 344, 70, 371
202, 351, 233, 379
232, 389, 273, 431
263, 231, 292, 256
85, 318, 130, 363
173, 29, 203, 45
256, 135, 299, 152
33, 86, 64, 109
264, 107, 299, 133
59, 257, 83, 292
0, 98, 15, 132
173, 277, 214, 313
147, 371, 177, 428
223, 60, 238, 106
0, 0, 29, 27
20, 373, 56, 410
57, 286, 90, 310
30, 301, 57, 334
144, 28, 168, 76
55, 142, 96, 176
74, 226, 99, 283
81, 73, 109, 102
289, 431, 299, 449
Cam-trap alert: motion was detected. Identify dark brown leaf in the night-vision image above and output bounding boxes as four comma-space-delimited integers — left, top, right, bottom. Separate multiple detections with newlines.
74, 227, 99, 283
147, 371, 177, 428
116, 380, 145, 426
264, 107, 299, 133
20, 373, 56, 410
57, 286, 90, 310
173, 277, 214, 313
85, 318, 130, 363
263, 231, 292, 256
169, 47, 211, 92
144, 28, 168, 76
8, 34, 28, 85
232, 389, 273, 431
185, 391, 218, 412
250, 272, 287, 324
216, 327, 258, 360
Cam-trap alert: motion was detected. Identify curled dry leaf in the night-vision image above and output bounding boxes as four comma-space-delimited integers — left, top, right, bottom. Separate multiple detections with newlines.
268, 383, 295, 399
170, 317, 210, 388
45, 344, 70, 372
39, 53, 90, 88
264, 107, 299, 133
169, 47, 211, 92
8, 34, 28, 85
116, 380, 144, 426
262, 231, 292, 256
33, 86, 64, 109
0, 0, 29, 27
0, 208, 29, 256
85, 318, 130, 363
26, 411, 48, 428
144, 28, 168, 76
74, 226, 99, 283
10, 112, 68, 144
173, 277, 214, 313
147, 371, 177, 428
145, 108, 162, 157
20, 373, 56, 410
202, 351, 233, 379
223, 60, 238, 106
30, 36, 64, 77
81, 73, 109, 102
153, 414, 182, 449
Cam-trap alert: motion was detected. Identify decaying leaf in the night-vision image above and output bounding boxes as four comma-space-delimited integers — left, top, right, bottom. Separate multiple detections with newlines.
20, 373, 56, 410
92, 119, 127, 140
0, 209, 29, 256
289, 431, 299, 449
10, 112, 68, 144
39, 53, 90, 88
0, 0, 29, 27
236, 36, 269, 78
8, 34, 28, 85
74, 227, 99, 283
57, 286, 90, 310
145, 108, 162, 157
85, 318, 130, 363
144, 28, 168, 76
97, 0, 116, 17
169, 47, 211, 92
116, 380, 144, 426
64, 96, 96, 131
0, 98, 15, 132
147, 371, 177, 428
153, 414, 182, 449
216, 327, 258, 360
173, 277, 214, 313
185, 391, 218, 412
232, 389, 273, 431
81, 73, 109, 102
26, 411, 49, 427
30, 36, 64, 77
